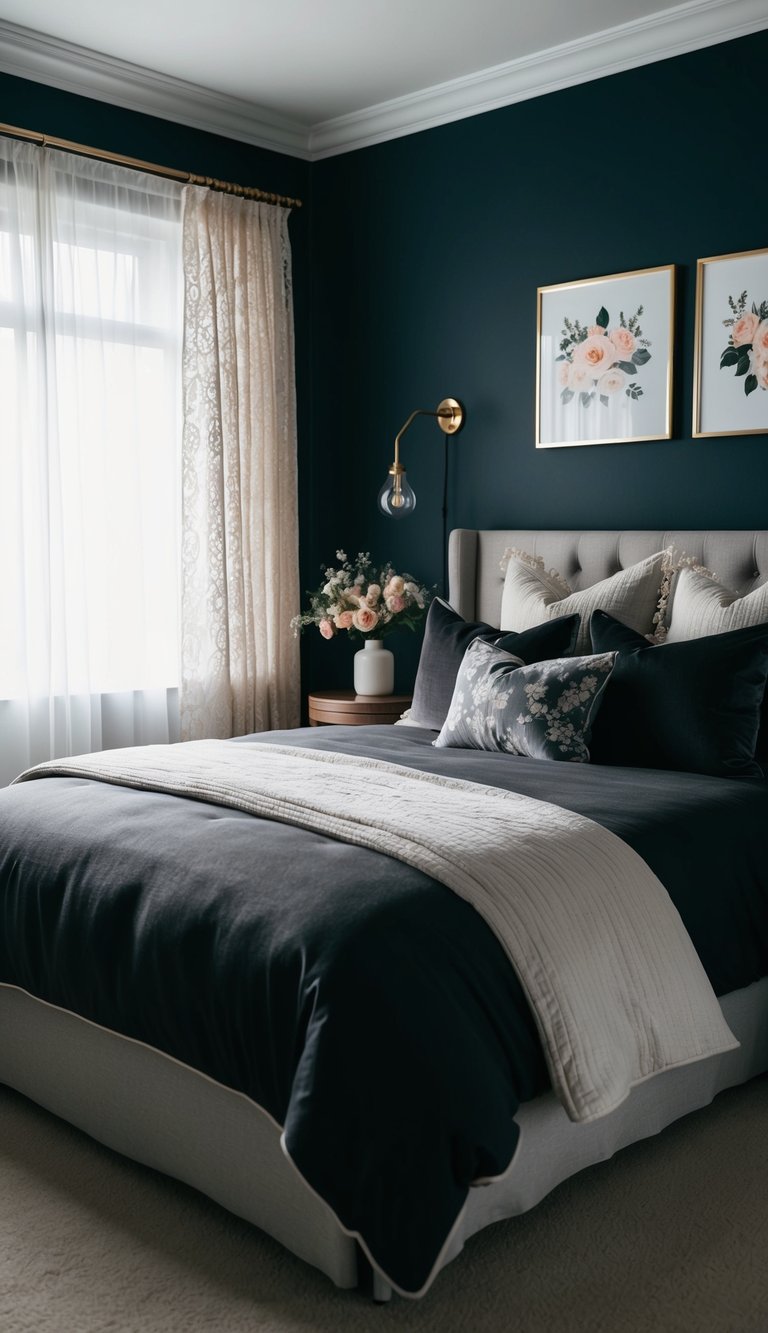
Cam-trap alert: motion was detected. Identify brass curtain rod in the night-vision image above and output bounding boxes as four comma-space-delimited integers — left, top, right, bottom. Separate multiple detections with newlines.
0, 121, 303, 209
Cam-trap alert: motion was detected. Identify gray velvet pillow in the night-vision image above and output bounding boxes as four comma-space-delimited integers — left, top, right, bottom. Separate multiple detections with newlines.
409, 597, 580, 730
434, 638, 615, 762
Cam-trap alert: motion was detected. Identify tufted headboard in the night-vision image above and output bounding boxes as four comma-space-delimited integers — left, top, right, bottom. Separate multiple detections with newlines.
448, 530, 768, 627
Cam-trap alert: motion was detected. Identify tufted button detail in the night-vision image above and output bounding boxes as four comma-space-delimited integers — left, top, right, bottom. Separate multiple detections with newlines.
754, 570, 760, 579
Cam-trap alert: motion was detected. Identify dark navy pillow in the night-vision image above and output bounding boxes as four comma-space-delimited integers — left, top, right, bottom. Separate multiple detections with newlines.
589, 610, 768, 777
409, 598, 580, 731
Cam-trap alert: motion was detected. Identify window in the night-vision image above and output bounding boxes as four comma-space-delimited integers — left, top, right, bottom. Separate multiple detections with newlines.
0, 141, 183, 779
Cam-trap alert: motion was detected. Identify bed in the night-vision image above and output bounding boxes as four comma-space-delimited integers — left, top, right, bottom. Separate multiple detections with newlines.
1, 527, 767, 1303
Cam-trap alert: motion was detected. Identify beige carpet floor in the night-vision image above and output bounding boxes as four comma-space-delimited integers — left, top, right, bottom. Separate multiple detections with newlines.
0, 1076, 767, 1333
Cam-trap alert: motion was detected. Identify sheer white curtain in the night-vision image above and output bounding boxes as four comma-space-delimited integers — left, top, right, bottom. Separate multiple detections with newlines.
180, 186, 300, 739
0, 139, 183, 786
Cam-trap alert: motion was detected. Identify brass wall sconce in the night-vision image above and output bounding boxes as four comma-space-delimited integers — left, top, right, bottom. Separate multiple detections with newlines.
378, 398, 465, 519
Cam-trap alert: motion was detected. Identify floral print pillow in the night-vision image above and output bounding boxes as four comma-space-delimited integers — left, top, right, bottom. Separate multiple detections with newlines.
434, 638, 616, 762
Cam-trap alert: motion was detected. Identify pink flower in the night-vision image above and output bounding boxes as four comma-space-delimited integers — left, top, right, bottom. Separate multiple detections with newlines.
384, 575, 405, 597
557, 360, 571, 388
568, 363, 593, 391
386, 594, 406, 613
609, 326, 637, 359
752, 318, 768, 360
365, 583, 382, 607
318, 619, 334, 640
334, 610, 354, 629
755, 358, 768, 390
352, 606, 379, 632
588, 324, 606, 336
572, 334, 616, 374
732, 311, 760, 347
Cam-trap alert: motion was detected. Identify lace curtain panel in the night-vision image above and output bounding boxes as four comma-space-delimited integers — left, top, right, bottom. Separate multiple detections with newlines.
180, 186, 300, 739
0, 139, 183, 787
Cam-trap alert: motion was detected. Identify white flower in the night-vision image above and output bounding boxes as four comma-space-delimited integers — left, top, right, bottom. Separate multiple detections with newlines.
336, 550, 347, 563
597, 367, 626, 396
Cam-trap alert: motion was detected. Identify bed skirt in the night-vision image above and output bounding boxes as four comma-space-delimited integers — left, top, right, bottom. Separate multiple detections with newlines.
1, 978, 767, 1299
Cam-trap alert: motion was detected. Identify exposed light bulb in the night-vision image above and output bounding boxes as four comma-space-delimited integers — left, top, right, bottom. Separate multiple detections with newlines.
378, 468, 416, 519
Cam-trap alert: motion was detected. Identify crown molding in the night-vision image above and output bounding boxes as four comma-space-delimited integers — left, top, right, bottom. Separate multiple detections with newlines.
0, 19, 311, 160
309, 0, 768, 159
0, 1, 765, 166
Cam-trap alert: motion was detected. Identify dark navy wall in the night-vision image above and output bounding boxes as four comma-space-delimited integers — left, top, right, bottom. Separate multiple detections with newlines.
307, 31, 768, 692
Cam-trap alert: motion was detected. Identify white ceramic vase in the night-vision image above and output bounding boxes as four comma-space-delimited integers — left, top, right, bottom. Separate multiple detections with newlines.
354, 638, 394, 696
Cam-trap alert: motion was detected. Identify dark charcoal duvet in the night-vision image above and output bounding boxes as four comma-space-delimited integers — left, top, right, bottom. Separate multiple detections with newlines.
1, 726, 767, 1293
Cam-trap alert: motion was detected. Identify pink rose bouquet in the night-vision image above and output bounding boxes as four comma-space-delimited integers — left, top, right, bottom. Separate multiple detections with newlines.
291, 551, 431, 641
720, 291, 768, 398
556, 303, 651, 409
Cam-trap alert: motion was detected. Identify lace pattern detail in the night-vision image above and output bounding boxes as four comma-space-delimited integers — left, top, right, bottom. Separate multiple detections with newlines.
180, 186, 300, 740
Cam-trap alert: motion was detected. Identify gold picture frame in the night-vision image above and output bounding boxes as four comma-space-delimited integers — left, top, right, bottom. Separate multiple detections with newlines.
693, 247, 768, 438
536, 264, 675, 449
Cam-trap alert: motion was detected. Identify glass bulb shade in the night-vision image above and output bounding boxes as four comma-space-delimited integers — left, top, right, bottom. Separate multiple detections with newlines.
378, 470, 416, 519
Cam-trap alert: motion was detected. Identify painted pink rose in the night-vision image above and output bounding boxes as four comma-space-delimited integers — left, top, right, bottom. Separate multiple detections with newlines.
352, 606, 379, 633
386, 594, 406, 613
752, 318, 768, 359
732, 312, 760, 347
334, 609, 354, 629
609, 326, 637, 359
568, 362, 593, 391
598, 367, 626, 395
572, 334, 616, 374
588, 324, 605, 336
755, 358, 768, 390
557, 360, 571, 388
318, 619, 334, 640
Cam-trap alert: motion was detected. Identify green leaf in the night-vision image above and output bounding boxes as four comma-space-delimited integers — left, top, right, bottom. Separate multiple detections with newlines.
745, 374, 758, 396
617, 360, 636, 375
600, 395, 609, 406
735, 350, 751, 377
579, 391, 593, 407
633, 347, 651, 366
720, 347, 739, 368
555, 354, 567, 361
561, 388, 574, 404
596, 306, 609, 328
753, 302, 759, 315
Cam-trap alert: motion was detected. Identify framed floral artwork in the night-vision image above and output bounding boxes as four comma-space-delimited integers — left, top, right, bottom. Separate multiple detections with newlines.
693, 247, 768, 437
536, 264, 675, 449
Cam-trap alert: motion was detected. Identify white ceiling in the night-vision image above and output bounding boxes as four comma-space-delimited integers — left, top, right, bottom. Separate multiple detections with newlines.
0, 0, 765, 158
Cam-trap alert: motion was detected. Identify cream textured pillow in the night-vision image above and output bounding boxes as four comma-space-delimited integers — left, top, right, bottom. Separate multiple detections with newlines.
500, 549, 668, 654
666, 567, 768, 642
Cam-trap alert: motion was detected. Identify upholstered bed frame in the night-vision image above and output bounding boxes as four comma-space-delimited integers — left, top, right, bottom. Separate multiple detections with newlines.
448, 528, 768, 625
2, 529, 768, 1302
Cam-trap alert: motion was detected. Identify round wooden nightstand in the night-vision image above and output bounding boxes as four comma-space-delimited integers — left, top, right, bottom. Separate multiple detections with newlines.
308, 690, 412, 727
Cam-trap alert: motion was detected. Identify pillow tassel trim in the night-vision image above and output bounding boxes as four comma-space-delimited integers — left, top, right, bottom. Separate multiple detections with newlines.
500, 547, 572, 596
652, 548, 719, 642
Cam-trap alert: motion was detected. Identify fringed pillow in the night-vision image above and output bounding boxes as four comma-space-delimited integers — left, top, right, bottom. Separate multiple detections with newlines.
499, 548, 669, 654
